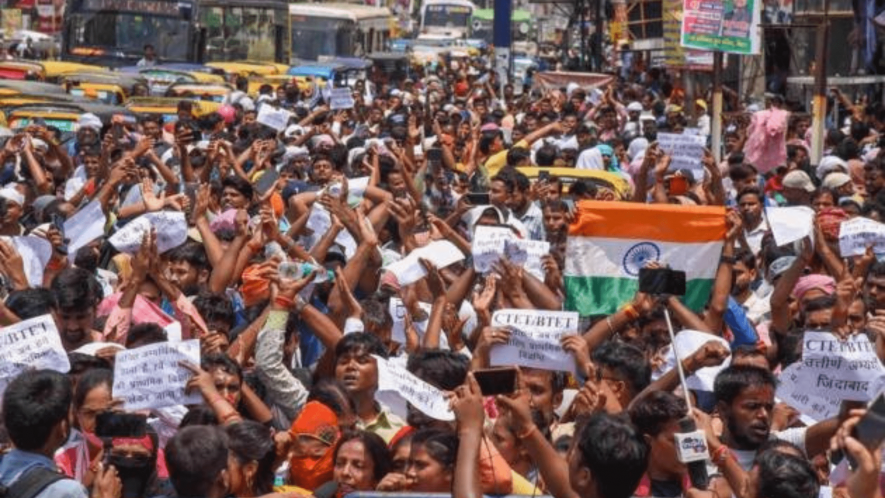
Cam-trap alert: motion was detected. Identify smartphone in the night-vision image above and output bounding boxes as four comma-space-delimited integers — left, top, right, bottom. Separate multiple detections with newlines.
255, 169, 280, 195
474, 367, 517, 396
539, 170, 551, 183
50, 213, 68, 255
667, 176, 688, 196
832, 394, 885, 469
95, 412, 147, 439
638, 268, 686, 296
426, 148, 443, 163
466, 192, 490, 205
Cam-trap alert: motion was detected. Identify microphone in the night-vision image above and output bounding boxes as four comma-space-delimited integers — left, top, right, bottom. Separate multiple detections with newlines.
674, 416, 710, 490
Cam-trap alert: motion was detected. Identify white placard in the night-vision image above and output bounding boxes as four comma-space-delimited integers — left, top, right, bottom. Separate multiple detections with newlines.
108, 211, 188, 254
0, 315, 70, 380
256, 105, 294, 132
776, 363, 841, 423
657, 132, 706, 176
794, 332, 884, 401
655, 330, 732, 392
3, 236, 52, 288
329, 87, 355, 110
489, 309, 580, 373
472, 225, 513, 273
112, 340, 202, 411
389, 297, 431, 345
347, 177, 370, 207
766, 206, 815, 248
374, 355, 454, 421
839, 217, 885, 257
516, 238, 549, 280
384, 240, 465, 286
64, 200, 106, 257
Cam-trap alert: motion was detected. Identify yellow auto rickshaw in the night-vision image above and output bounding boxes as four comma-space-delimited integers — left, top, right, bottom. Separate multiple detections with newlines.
516, 167, 632, 201
165, 82, 233, 103
126, 97, 222, 124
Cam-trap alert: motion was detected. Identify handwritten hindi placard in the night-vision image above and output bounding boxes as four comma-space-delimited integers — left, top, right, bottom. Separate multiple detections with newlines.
329, 87, 355, 110
112, 340, 201, 411
657, 132, 706, 176
472, 225, 513, 273
776, 362, 841, 422
109, 211, 188, 254
489, 309, 579, 373
0, 314, 70, 380
794, 332, 884, 401
374, 355, 454, 421
839, 217, 885, 257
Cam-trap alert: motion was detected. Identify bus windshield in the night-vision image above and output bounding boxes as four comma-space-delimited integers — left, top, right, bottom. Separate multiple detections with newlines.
290, 16, 354, 61
423, 4, 471, 28
203, 6, 277, 61
67, 12, 191, 61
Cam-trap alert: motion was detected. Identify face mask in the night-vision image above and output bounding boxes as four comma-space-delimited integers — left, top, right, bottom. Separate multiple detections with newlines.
288, 451, 334, 490
107, 454, 154, 498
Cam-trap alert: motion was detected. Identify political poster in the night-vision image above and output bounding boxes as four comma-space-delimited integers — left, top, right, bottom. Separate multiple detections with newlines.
681, 0, 761, 55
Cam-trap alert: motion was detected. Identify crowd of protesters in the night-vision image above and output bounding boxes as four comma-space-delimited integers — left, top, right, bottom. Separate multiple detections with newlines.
0, 49, 884, 498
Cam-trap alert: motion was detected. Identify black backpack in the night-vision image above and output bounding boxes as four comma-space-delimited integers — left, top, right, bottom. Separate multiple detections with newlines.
0, 464, 67, 498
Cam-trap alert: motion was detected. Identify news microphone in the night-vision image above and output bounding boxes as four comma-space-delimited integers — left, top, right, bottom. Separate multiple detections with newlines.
675, 416, 709, 490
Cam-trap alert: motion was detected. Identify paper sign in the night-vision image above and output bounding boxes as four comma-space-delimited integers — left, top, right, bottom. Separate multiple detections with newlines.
776, 362, 841, 422
389, 297, 431, 345
489, 309, 580, 373
112, 340, 202, 411
384, 240, 465, 286
472, 225, 513, 273
655, 330, 732, 392
839, 217, 885, 257
374, 355, 454, 421
347, 177, 370, 207
256, 105, 294, 132
794, 332, 884, 401
3, 236, 51, 288
64, 200, 106, 257
519, 239, 550, 280
657, 133, 706, 176
329, 87, 355, 110
766, 206, 814, 248
0, 315, 70, 381
109, 211, 188, 254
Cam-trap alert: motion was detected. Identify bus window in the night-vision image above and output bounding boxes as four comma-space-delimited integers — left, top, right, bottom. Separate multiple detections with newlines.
290, 17, 355, 60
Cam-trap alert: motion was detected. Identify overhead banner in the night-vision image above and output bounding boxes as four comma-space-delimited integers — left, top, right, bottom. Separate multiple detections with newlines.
532, 72, 614, 92
680, 0, 761, 55
663, 0, 713, 69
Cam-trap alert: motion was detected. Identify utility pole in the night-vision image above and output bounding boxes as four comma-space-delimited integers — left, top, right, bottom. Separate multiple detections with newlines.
711, 51, 723, 163
809, 0, 830, 166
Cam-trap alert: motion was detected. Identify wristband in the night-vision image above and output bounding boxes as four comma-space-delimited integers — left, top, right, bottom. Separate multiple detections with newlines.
516, 425, 537, 439
719, 255, 737, 265
274, 296, 294, 309
712, 445, 731, 467
622, 303, 639, 321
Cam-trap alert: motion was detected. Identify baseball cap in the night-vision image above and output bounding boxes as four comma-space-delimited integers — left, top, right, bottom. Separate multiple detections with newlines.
822, 172, 851, 190
782, 170, 815, 192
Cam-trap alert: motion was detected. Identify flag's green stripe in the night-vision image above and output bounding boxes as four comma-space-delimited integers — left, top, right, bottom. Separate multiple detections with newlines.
564, 276, 715, 316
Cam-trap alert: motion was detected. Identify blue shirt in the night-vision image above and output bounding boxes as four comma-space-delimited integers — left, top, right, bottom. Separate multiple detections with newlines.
0, 449, 88, 498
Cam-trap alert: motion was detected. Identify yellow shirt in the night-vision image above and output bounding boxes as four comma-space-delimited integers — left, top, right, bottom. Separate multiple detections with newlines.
484, 139, 529, 178
356, 406, 406, 444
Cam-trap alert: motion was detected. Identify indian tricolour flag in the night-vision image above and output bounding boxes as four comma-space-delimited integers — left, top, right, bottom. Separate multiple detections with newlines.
564, 201, 726, 316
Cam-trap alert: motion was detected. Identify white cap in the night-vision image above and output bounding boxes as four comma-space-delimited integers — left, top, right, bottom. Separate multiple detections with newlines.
816, 155, 848, 179
0, 186, 23, 206
284, 124, 305, 138
78, 113, 102, 132
627, 101, 643, 112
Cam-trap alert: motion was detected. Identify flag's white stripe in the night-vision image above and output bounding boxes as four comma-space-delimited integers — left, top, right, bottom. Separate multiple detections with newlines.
564, 236, 723, 280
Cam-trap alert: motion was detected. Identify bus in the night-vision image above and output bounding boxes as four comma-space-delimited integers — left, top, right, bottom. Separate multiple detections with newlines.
289, 3, 393, 63
419, 0, 476, 38
61, 0, 288, 67
469, 9, 534, 45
